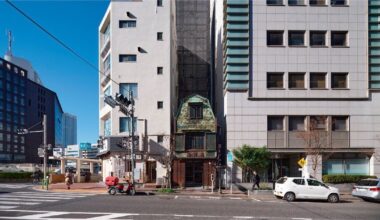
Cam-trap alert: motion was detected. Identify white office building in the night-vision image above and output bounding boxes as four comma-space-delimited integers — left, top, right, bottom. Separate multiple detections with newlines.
215, 0, 380, 181
98, 0, 177, 185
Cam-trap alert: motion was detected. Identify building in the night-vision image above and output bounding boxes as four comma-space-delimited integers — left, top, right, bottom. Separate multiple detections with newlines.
215, 0, 380, 181
62, 112, 77, 147
0, 57, 64, 163
173, 95, 217, 187
98, 0, 178, 185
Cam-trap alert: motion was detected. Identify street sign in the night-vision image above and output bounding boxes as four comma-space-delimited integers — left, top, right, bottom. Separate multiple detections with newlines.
38, 148, 44, 157
298, 158, 306, 168
227, 151, 233, 163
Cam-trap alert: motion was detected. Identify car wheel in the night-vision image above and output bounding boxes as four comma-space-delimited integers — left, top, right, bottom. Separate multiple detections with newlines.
108, 188, 117, 195
284, 192, 295, 202
328, 194, 339, 203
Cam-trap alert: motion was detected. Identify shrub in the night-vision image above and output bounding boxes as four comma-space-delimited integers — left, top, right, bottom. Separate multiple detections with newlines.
322, 174, 377, 184
157, 188, 175, 193
0, 172, 33, 179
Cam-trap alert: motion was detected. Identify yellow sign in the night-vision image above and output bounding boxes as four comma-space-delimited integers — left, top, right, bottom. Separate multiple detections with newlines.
298, 158, 306, 168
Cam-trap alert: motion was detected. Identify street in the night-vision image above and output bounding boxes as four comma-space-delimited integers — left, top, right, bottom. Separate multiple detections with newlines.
0, 184, 379, 220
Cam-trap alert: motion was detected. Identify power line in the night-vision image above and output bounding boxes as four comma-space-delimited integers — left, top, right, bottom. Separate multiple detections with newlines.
5, 0, 122, 89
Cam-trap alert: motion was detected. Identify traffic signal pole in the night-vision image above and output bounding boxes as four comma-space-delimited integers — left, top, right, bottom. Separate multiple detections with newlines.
43, 114, 48, 189
130, 90, 135, 184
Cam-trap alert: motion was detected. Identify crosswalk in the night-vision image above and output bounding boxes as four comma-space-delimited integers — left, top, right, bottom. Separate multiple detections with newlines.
0, 183, 34, 189
0, 191, 96, 210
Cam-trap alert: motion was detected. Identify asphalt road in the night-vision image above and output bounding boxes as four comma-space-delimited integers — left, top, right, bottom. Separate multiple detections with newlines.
0, 183, 379, 220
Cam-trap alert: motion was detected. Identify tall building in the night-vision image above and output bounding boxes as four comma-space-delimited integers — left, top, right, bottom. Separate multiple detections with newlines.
98, 0, 178, 184
215, 0, 380, 181
0, 57, 64, 163
62, 112, 77, 147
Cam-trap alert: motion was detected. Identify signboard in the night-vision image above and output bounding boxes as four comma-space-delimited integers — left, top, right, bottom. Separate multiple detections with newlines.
38, 148, 44, 157
53, 148, 63, 158
227, 151, 234, 163
298, 158, 306, 168
80, 143, 92, 151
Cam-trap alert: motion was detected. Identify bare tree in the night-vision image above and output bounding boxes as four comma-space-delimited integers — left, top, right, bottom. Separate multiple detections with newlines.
298, 116, 331, 178
161, 135, 175, 189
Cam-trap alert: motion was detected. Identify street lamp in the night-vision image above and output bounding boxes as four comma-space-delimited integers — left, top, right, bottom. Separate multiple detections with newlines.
17, 114, 48, 189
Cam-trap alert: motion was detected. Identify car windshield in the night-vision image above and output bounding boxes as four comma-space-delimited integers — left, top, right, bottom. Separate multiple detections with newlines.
276, 177, 287, 184
357, 180, 379, 186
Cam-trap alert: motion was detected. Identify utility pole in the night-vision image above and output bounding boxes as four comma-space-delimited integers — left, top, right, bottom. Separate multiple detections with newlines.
129, 90, 135, 184
43, 114, 47, 187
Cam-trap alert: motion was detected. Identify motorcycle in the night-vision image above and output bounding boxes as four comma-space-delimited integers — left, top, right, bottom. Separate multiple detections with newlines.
108, 181, 136, 196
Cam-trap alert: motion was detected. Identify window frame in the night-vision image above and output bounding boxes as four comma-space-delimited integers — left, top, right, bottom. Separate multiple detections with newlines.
157, 67, 163, 75
332, 116, 349, 131
267, 30, 284, 46
266, 0, 284, 5
189, 103, 203, 120
267, 72, 284, 89
288, 0, 306, 6
288, 30, 306, 47
330, 0, 348, 6
185, 133, 205, 150
157, 101, 163, 109
309, 0, 327, 6
331, 31, 349, 47
119, 83, 138, 98
268, 116, 285, 131
157, 0, 163, 7
119, 20, 137, 28
310, 73, 327, 89
331, 73, 348, 89
157, 32, 163, 41
310, 31, 327, 47
288, 73, 306, 89
119, 54, 137, 62
289, 116, 306, 131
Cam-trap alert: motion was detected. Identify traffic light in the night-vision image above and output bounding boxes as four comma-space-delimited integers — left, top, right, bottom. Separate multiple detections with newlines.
115, 93, 131, 106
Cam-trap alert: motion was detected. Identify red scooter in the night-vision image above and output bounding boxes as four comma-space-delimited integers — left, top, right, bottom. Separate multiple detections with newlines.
105, 176, 136, 196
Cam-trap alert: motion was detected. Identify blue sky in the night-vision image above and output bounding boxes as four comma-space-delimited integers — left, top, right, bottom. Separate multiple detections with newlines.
0, 0, 110, 143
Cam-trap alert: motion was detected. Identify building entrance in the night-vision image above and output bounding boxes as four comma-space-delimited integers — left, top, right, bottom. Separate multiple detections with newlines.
146, 161, 156, 183
185, 161, 203, 186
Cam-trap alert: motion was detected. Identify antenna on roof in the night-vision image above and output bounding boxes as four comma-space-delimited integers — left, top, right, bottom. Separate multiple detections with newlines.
7, 30, 13, 56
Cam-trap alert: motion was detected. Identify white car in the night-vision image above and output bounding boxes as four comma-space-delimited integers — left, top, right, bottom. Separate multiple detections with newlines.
352, 178, 380, 202
273, 177, 340, 203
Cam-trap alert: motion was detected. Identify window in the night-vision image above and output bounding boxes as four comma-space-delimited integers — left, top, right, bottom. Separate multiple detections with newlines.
119, 54, 137, 62
157, 0, 163, 7
119, 117, 137, 133
185, 133, 204, 150
310, 73, 326, 89
104, 118, 111, 136
157, 101, 163, 109
332, 116, 348, 131
293, 179, 305, 185
157, 32, 163, 41
189, 103, 203, 119
288, 0, 305, 6
289, 73, 305, 89
157, 135, 164, 144
268, 116, 284, 131
103, 55, 111, 72
267, 31, 284, 46
310, 31, 326, 46
289, 116, 306, 131
157, 67, 163, 75
288, 31, 305, 46
103, 23, 110, 43
331, 31, 348, 47
120, 83, 138, 98
267, 0, 283, 5
309, 0, 326, 5
119, 20, 136, 28
310, 116, 327, 130
267, 73, 284, 89
307, 179, 323, 186
331, 73, 348, 89
331, 0, 347, 6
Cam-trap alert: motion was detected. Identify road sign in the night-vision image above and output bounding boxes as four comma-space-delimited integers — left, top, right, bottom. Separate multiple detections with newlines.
38, 148, 44, 157
298, 158, 306, 168
227, 151, 233, 163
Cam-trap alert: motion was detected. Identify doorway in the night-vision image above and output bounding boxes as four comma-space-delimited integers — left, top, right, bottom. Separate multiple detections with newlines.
146, 161, 156, 183
185, 161, 203, 187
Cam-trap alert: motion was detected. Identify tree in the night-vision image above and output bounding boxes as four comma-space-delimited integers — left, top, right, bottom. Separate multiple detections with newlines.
298, 116, 331, 178
232, 145, 271, 182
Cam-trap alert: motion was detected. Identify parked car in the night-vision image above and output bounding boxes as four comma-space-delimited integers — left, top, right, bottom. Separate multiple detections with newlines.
273, 177, 340, 203
352, 178, 380, 202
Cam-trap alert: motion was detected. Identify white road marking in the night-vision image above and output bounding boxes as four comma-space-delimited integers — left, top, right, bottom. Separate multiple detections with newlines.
0, 205, 18, 209
292, 218, 312, 220
251, 198, 261, 202
0, 195, 77, 200
14, 192, 93, 197
208, 196, 221, 200
0, 198, 58, 202
233, 217, 253, 219
229, 197, 242, 200
0, 184, 32, 189
174, 214, 195, 217
0, 201, 40, 205
174, 195, 178, 199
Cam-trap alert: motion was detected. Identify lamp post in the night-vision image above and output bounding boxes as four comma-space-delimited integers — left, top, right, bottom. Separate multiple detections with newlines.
17, 114, 48, 189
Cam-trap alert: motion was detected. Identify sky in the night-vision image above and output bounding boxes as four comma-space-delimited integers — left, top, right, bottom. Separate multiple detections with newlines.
0, 0, 110, 144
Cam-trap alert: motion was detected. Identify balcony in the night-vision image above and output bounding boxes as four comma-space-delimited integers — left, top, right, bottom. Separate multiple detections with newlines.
100, 69, 111, 87
100, 39, 111, 59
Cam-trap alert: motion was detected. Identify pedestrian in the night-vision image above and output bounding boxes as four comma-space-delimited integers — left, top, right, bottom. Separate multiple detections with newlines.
65, 170, 73, 190
252, 171, 260, 190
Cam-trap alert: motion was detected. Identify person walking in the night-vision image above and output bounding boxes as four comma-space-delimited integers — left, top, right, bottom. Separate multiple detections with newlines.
252, 171, 260, 190
65, 170, 73, 190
